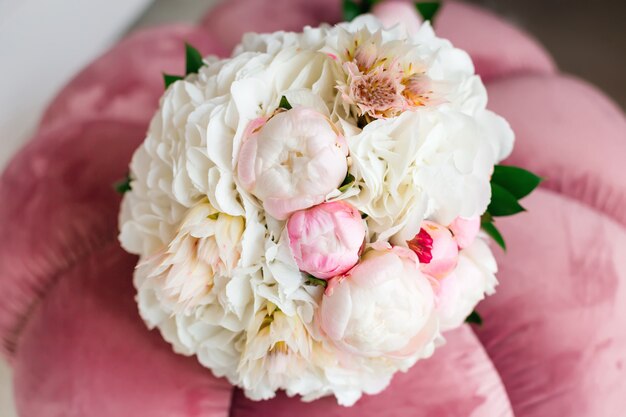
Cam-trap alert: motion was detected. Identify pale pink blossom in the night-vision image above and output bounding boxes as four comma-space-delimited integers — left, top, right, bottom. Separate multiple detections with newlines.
402, 73, 436, 108
372, 0, 424, 36
337, 32, 440, 119
319, 243, 438, 358
143, 203, 244, 314
342, 62, 406, 119
353, 37, 380, 70
435, 238, 498, 331
407, 221, 459, 279
287, 201, 365, 279
449, 216, 481, 249
237, 107, 348, 220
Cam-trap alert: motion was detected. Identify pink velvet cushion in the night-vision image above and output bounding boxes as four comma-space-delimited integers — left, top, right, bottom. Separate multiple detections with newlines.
476, 74, 626, 416
200, 0, 341, 53
13, 243, 233, 417
1, 1, 625, 416
486, 74, 626, 226
476, 188, 626, 417
435, 2, 556, 81
0, 120, 144, 357
40, 25, 227, 132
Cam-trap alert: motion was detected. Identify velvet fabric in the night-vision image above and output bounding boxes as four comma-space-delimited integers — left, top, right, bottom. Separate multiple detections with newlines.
1, 1, 624, 416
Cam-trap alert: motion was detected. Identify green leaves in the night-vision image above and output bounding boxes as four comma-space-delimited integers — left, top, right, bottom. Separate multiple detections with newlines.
481, 219, 506, 251
163, 73, 183, 88
342, 0, 385, 21
185, 43, 204, 75
279, 95, 293, 110
415, 2, 441, 23
487, 165, 542, 217
481, 165, 542, 250
306, 276, 329, 288
342, 0, 362, 21
465, 310, 483, 326
114, 174, 132, 195
488, 183, 526, 217
491, 165, 542, 200
162, 43, 205, 89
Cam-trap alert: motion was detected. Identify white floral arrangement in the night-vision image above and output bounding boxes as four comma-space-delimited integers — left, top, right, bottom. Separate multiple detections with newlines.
118, 5, 539, 407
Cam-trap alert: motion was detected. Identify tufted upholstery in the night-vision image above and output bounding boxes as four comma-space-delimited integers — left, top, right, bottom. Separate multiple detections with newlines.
1, 1, 624, 416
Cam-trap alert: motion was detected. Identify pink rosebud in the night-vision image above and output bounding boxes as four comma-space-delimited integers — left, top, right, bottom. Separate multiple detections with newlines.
449, 216, 481, 249
237, 107, 347, 220
287, 201, 365, 279
407, 221, 459, 279
319, 243, 438, 358
372, 1, 423, 36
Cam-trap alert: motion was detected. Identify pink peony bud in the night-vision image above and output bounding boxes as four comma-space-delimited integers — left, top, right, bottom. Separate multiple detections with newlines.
287, 201, 365, 279
407, 220, 459, 279
448, 216, 481, 249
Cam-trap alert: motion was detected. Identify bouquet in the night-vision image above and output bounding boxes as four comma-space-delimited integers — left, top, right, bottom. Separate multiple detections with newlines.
118, 2, 539, 406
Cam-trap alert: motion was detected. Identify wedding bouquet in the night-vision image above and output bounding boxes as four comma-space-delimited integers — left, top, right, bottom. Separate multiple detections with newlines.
118, 4, 539, 406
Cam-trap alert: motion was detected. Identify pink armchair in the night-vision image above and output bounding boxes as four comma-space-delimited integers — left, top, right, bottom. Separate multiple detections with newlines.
1, 2, 624, 416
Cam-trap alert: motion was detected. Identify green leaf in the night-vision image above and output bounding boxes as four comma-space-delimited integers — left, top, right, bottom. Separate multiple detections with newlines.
343, 0, 361, 21
415, 2, 441, 22
491, 165, 542, 200
185, 43, 204, 75
114, 174, 132, 195
163, 73, 183, 89
488, 183, 526, 217
480, 211, 493, 224
362, 0, 382, 10
481, 220, 506, 251
465, 310, 483, 326
306, 276, 328, 288
279, 95, 293, 110
338, 173, 355, 193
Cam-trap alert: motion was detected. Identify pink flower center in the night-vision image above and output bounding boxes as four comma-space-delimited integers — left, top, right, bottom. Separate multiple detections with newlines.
407, 228, 434, 264
350, 70, 403, 115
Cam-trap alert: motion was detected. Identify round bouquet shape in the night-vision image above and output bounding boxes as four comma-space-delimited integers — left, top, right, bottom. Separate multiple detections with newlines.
119, 15, 520, 406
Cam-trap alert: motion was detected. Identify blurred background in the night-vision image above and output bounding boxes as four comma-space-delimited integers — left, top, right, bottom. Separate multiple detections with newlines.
0, 1, 624, 415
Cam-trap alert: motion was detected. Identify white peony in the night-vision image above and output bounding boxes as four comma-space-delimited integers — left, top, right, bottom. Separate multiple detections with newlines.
237, 303, 314, 400
141, 202, 245, 314
345, 109, 505, 244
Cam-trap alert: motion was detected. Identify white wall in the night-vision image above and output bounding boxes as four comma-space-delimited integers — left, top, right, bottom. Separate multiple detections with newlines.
0, 359, 15, 417
0, 0, 153, 169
